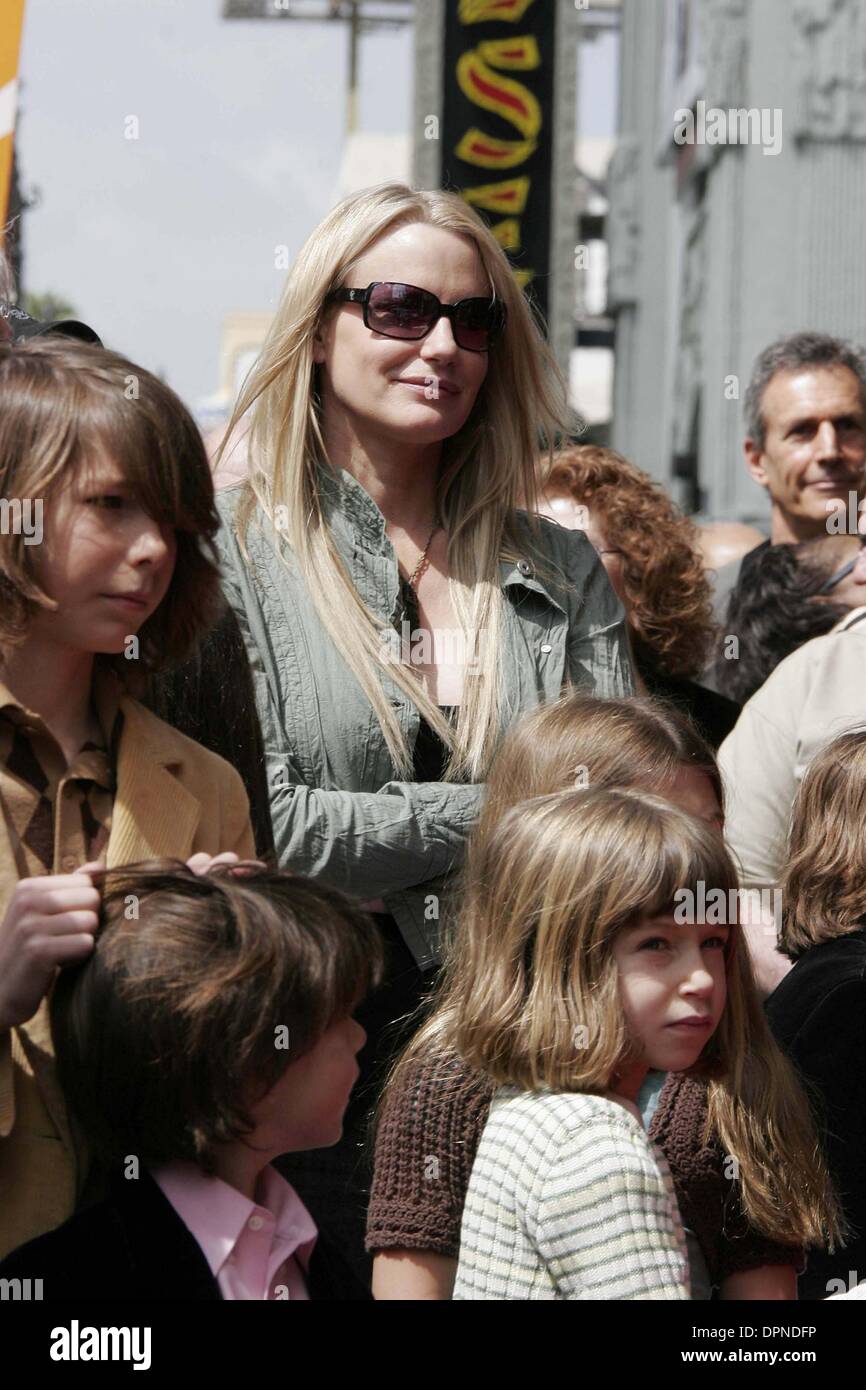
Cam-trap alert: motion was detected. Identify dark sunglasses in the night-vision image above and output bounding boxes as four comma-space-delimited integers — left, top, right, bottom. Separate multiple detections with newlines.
817, 534, 866, 594
326, 280, 506, 353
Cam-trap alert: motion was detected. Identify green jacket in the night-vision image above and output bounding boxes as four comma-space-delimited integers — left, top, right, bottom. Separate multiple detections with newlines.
214, 466, 634, 968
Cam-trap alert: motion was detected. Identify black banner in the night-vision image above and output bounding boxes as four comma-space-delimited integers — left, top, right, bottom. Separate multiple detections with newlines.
439, 0, 557, 333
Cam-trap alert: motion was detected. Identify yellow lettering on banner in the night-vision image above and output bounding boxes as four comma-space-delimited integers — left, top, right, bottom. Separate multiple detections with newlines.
456, 129, 536, 169
477, 36, 541, 70
490, 217, 521, 251
457, 51, 541, 139
461, 176, 530, 215
459, 0, 536, 22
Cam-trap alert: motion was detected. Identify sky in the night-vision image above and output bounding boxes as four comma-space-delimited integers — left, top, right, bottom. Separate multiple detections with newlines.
17, 0, 618, 412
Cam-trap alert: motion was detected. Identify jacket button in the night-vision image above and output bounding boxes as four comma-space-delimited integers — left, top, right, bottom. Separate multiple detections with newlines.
540, 644, 552, 654
518, 559, 533, 577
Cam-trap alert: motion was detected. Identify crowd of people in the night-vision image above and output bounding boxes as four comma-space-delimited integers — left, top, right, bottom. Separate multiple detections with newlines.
1, 181, 865, 1303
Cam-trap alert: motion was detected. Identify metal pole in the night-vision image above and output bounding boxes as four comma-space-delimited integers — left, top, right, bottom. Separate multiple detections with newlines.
347, 1, 359, 134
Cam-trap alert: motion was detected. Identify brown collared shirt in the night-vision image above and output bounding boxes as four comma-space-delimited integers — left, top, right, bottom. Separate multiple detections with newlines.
0, 669, 122, 880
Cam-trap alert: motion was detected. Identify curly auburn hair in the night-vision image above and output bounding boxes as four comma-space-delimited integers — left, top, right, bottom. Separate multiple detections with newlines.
541, 445, 716, 679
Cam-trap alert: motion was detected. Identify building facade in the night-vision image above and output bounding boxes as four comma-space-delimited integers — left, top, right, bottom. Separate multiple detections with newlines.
609, 0, 866, 522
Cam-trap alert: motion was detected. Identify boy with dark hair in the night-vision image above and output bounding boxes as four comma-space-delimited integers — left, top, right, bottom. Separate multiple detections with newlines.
0, 862, 382, 1299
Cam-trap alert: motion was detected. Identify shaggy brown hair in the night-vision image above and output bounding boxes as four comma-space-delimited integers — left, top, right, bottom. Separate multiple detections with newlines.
541, 445, 716, 679
781, 729, 866, 960
0, 338, 222, 677
51, 862, 384, 1173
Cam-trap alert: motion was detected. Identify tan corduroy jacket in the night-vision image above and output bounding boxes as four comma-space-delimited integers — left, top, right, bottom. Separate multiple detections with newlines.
0, 694, 255, 1260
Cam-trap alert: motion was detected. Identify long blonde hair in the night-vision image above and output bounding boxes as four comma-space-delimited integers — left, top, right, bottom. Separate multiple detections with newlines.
447, 789, 842, 1248
217, 182, 572, 780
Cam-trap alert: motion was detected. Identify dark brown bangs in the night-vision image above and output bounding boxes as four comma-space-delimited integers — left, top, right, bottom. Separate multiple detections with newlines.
619, 808, 740, 936
74, 378, 219, 541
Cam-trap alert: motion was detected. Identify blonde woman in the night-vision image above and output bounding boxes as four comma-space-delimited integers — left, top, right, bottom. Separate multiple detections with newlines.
369, 696, 826, 1300
213, 183, 633, 1272
447, 790, 841, 1299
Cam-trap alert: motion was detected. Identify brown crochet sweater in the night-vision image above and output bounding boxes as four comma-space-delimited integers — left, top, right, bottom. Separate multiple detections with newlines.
366, 1053, 803, 1289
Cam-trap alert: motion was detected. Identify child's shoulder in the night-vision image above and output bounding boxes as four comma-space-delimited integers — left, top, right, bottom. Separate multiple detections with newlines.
479, 1089, 660, 1200
489, 1086, 648, 1149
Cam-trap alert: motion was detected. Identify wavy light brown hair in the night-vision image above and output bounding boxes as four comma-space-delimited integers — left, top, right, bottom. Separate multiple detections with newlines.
541, 445, 715, 678
0, 338, 221, 676
51, 862, 384, 1173
474, 691, 723, 855
780, 729, 866, 960
445, 790, 841, 1248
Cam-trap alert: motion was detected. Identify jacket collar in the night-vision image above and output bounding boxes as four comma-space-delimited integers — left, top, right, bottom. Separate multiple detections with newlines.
499, 554, 566, 615
106, 697, 203, 865
316, 461, 389, 553
0, 685, 203, 888
831, 605, 866, 634
316, 462, 566, 613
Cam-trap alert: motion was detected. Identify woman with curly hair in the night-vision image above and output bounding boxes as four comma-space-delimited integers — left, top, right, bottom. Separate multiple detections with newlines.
539, 445, 739, 747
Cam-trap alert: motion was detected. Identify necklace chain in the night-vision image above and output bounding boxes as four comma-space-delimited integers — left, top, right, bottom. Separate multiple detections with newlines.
404, 524, 438, 595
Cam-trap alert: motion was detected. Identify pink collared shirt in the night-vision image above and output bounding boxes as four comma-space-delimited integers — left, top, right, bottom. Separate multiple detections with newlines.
153, 1161, 317, 1300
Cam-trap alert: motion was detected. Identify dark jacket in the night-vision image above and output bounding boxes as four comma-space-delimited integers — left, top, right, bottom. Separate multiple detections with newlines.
765, 928, 866, 1300
638, 660, 740, 751
0, 1170, 370, 1301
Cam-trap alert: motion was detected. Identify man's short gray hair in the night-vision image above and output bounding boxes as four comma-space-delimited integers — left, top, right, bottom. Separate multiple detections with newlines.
745, 331, 866, 448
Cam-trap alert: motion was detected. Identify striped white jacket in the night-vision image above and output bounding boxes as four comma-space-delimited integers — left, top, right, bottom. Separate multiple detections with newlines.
454, 1088, 690, 1301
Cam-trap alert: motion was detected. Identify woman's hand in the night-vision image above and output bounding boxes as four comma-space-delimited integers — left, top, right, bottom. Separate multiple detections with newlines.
0, 866, 101, 1031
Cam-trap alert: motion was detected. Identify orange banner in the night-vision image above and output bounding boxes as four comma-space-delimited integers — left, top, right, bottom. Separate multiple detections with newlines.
0, 0, 26, 233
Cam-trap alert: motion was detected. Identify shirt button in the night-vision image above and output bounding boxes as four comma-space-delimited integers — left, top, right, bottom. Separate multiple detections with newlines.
517, 559, 533, 577
248, 1214, 265, 1231
61, 856, 77, 872
540, 644, 552, 654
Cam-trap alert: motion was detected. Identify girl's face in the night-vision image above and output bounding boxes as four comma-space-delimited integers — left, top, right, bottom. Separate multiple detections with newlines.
612, 914, 729, 1075
313, 222, 491, 451
28, 453, 176, 654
